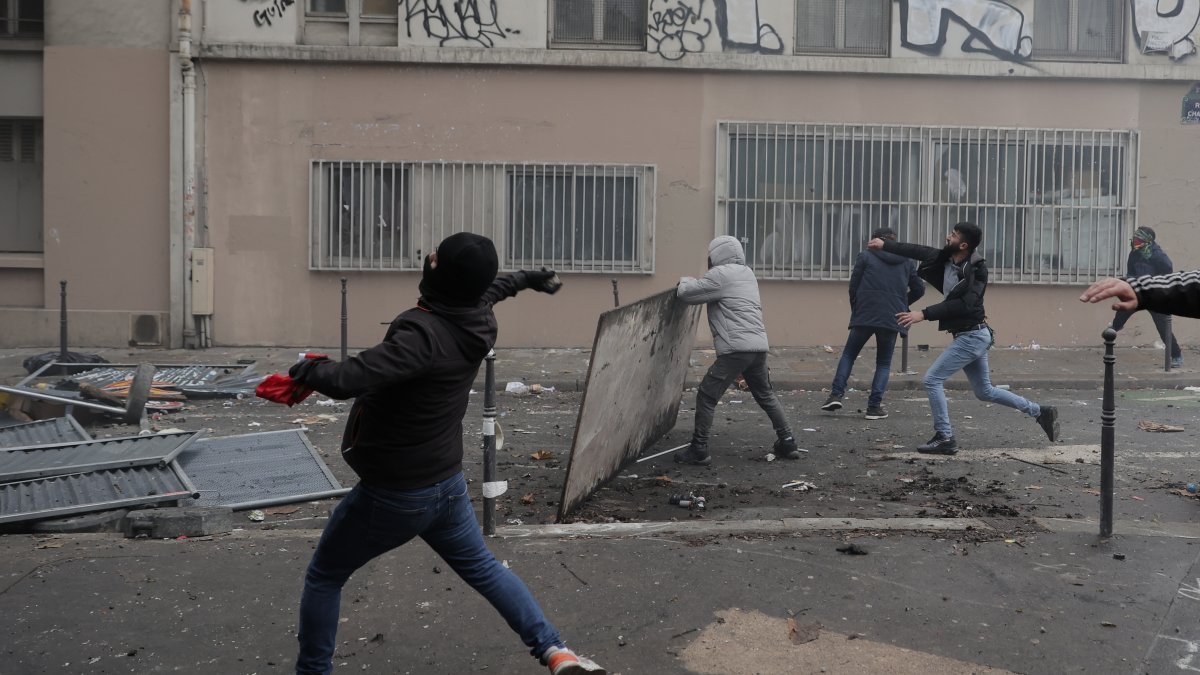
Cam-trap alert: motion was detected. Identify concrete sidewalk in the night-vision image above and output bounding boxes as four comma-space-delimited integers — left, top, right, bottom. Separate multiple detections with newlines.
1, 342, 1197, 393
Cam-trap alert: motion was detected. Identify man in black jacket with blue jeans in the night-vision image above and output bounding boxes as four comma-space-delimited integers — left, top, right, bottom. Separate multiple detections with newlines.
287, 233, 604, 675
821, 227, 925, 420
868, 222, 1060, 455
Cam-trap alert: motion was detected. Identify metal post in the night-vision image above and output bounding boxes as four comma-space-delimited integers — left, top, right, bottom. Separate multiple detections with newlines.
901, 333, 909, 374
482, 350, 498, 536
611, 279, 619, 308
59, 280, 68, 360
1100, 327, 1117, 538
340, 277, 348, 362
1164, 315, 1173, 372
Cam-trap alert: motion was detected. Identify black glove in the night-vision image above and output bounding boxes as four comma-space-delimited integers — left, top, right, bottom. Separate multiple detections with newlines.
288, 356, 331, 381
524, 268, 562, 295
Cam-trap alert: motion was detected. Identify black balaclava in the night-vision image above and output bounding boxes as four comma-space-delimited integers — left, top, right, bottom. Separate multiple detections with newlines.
419, 232, 499, 306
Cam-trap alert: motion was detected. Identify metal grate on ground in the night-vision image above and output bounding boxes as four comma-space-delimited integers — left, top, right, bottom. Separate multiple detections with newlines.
0, 431, 202, 482
0, 464, 198, 525
0, 416, 91, 448
178, 429, 348, 510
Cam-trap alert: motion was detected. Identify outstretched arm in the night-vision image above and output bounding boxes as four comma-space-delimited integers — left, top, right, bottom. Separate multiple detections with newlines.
482, 269, 561, 306
1082, 272, 1200, 319
868, 238, 941, 263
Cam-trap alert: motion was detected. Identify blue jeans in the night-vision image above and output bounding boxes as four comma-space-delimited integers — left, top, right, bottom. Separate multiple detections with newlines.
923, 328, 1041, 437
295, 473, 561, 675
830, 327, 899, 408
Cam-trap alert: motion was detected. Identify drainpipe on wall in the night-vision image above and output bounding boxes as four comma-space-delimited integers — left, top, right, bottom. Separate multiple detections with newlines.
179, 0, 198, 349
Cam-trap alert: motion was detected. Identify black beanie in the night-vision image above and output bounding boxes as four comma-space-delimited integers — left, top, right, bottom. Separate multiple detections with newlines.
419, 232, 499, 306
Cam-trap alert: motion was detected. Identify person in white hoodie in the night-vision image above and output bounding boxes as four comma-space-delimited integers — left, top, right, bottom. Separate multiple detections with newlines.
674, 236, 799, 465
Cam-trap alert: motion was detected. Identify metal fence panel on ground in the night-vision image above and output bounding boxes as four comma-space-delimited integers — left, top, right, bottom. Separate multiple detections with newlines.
0, 416, 91, 448
178, 429, 349, 510
0, 464, 197, 525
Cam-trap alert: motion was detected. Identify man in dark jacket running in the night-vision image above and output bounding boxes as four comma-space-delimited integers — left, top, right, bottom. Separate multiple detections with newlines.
286, 233, 604, 675
868, 222, 1059, 455
821, 227, 925, 420
1110, 227, 1183, 368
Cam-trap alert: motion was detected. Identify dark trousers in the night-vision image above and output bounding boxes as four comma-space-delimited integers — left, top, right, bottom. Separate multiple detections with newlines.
1112, 309, 1182, 359
829, 326, 899, 408
692, 351, 792, 446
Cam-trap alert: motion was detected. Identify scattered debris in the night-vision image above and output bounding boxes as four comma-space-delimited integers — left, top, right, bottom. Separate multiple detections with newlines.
669, 493, 705, 509
505, 382, 530, 395
787, 618, 821, 645
1113, 553, 1126, 561
290, 414, 339, 426
264, 505, 301, 516
836, 543, 868, 555
247, 510, 266, 522
520, 493, 535, 505
783, 481, 817, 492
1139, 420, 1185, 433
530, 450, 555, 460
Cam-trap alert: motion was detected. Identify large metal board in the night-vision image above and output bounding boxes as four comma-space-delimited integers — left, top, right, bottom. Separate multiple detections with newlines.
0, 464, 197, 525
557, 289, 702, 520
0, 432, 201, 482
0, 416, 91, 448
178, 429, 349, 510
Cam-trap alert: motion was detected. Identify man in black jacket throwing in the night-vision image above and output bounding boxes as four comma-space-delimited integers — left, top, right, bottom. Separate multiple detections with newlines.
287, 233, 604, 675
867, 222, 1059, 454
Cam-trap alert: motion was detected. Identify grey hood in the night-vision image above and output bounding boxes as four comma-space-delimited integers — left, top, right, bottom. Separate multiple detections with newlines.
708, 236, 746, 267
677, 236, 768, 355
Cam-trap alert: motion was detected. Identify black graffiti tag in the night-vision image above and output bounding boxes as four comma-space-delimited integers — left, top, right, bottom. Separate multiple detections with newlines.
404, 0, 511, 47
648, 0, 713, 60
251, 0, 295, 28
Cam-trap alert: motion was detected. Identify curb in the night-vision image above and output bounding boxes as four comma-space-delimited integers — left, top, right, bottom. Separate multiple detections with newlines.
493, 517, 994, 539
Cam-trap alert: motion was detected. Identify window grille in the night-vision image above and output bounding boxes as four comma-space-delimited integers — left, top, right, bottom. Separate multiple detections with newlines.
306, 0, 347, 15
310, 161, 655, 273
716, 122, 1138, 284
551, 0, 647, 48
1, 0, 44, 38
1032, 0, 1123, 62
795, 0, 889, 56
0, 118, 43, 253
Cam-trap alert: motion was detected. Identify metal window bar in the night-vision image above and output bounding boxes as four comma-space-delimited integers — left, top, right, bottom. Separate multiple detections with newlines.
716, 122, 1137, 283
550, 0, 646, 48
311, 160, 654, 273
795, 0, 889, 56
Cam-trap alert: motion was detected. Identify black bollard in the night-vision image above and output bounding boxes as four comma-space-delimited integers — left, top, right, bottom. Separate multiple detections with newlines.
1100, 327, 1117, 538
901, 333, 909, 374
1165, 316, 1173, 372
611, 279, 619, 308
59, 280, 68, 361
482, 350, 498, 536
340, 278, 348, 362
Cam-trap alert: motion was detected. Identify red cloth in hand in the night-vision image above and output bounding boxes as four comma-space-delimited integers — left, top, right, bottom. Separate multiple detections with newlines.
255, 373, 315, 407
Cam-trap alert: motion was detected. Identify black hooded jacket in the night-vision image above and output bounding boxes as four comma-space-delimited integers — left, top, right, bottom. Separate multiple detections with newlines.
289, 273, 533, 489
848, 249, 925, 335
880, 240, 988, 333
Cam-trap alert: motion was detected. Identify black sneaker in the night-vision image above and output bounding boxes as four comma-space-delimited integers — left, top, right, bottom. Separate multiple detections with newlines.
864, 406, 888, 420
774, 436, 804, 460
820, 395, 843, 412
673, 442, 711, 466
917, 432, 958, 455
1036, 405, 1060, 442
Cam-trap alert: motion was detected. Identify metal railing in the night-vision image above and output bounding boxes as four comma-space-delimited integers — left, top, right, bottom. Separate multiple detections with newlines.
310, 160, 655, 273
716, 122, 1139, 283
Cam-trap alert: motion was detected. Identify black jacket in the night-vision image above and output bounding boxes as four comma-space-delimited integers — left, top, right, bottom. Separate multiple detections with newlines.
881, 240, 987, 333
1127, 243, 1173, 278
848, 249, 925, 335
290, 273, 534, 490
1129, 270, 1200, 319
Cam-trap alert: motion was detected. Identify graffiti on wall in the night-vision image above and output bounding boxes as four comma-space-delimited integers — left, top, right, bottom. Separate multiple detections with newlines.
245, 0, 295, 28
403, 0, 512, 47
899, 0, 1033, 61
648, 0, 782, 60
648, 0, 713, 60
715, 0, 783, 55
1131, 0, 1200, 60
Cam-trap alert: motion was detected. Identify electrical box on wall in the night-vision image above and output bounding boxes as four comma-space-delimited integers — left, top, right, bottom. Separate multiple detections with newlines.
192, 248, 214, 316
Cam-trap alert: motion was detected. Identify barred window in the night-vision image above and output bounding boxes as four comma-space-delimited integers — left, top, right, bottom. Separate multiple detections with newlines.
716, 122, 1138, 284
795, 0, 890, 56
0, 119, 43, 253
310, 161, 655, 273
1032, 0, 1123, 62
551, 0, 647, 49
1, 0, 43, 38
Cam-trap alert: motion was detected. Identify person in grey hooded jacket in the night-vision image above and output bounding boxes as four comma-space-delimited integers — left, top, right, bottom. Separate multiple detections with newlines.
674, 236, 799, 465
821, 228, 925, 420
